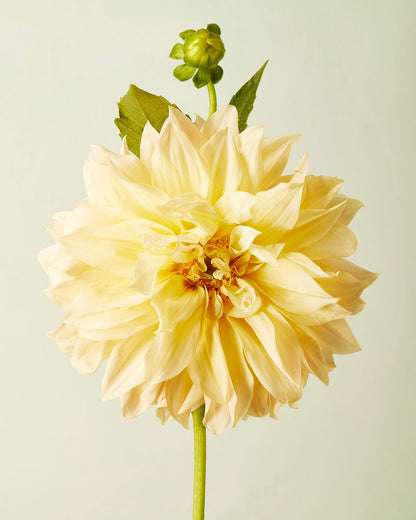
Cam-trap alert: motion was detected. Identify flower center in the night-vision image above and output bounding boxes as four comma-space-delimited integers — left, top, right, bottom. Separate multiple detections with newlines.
177, 237, 237, 296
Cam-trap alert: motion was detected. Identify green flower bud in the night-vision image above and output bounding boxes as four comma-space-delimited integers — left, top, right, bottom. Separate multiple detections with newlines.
183, 27, 225, 70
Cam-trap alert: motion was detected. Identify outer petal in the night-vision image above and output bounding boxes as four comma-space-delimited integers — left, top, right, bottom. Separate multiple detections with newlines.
200, 128, 243, 203
200, 105, 239, 140
245, 306, 302, 385
166, 370, 203, 426
145, 313, 202, 384
260, 134, 302, 189
302, 319, 361, 355
283, 200, 347, 252
229, 318, 301, 404
151, 121, 209, 197
203, 399, 231, 435
101, 323, 159, 400
187, 318, 231, 404
249, 258, 338, 315
248, 183, 304, 244
71, 337, 115, 374
121, 382, 165, 419
236, 126, 265, 192
218, 318, 254, 426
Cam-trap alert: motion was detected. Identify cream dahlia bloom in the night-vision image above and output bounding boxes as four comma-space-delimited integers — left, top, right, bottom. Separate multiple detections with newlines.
39, 106, 376, 434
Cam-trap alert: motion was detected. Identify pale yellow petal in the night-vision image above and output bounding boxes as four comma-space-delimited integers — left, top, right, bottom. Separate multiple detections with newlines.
156, 193, 221, 242
229, 225, 261, 255
187, 318, 231, 403
101, 323, 159, 400
301, 175, 343, 210
139, 121, 160, 169
260, 134, 302, 189
248, 183, 304, 244
303, 319, 361, 355
166, 370, 203, 425
245, 306, 302, 385
246, 377, 270, 417
168, 106, 204, 150
121, 382, 165, 419
71, 337, 114, 375
152, 274, 206, 332
230, 318, 301, 403
218, 318, 254, 426
236, 126, 265, 192
213, 191, 257, 224
200, 105, 239, 140
249, 259, 338, 314
47, 323, 77, 356
145, 313, 202, 384
203, 399, 231, 435
284, 200, 347, 251
131, 253, 166, 296
200, 128, 243, 203
296, 328, 330, 385
59, 223, 143, 278
151, 121, 209, 197
301, 222, 357, 259
294, 152, 309, 174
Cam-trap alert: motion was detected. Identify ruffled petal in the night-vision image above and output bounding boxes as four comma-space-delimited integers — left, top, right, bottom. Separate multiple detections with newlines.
260, 134, 302, 189
151, 120, 209, 197
248, 183, 304, 244
152, 274, 206, 332
145, 313, 202, 383
200, 128, 243, 203
200, 105, 239, 140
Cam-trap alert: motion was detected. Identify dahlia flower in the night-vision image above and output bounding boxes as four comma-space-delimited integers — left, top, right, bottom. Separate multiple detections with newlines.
39, 105, 377, 434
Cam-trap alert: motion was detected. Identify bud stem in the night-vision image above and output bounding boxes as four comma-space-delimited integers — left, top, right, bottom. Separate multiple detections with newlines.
207, 79, 217, 117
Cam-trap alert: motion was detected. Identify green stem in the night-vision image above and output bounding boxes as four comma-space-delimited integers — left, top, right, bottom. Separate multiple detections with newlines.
192, 405, 206, 520
207, 79, 217, 117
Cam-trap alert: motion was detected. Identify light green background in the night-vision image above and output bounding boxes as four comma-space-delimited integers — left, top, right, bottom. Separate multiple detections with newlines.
1, 1, 415, 518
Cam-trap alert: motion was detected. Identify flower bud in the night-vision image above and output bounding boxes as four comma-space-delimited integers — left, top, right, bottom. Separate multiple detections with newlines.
183, 28, 225, 70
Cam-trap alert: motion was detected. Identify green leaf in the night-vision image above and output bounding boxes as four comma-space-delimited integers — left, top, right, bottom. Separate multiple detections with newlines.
169, 43, 184, 59
193, 68, 210, 89
229, 60, 268, 132
210, 65, 223, 85
173, 64, 196, 81
206, 23, 221, 35
114, 85, 175, 158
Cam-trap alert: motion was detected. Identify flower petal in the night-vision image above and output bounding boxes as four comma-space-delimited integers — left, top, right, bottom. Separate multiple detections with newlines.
121, 382, 165, 419
230, 318, 301, 403
200, 105, 239, 140
236, 126, 265, 192
101, 323, 159, 400
248, 183, 304, 244
187, 318, 231, 403
249, 258, 338, 314
245, 306, 302, 385
214, 191, 257, 224
151, 121, 209, 197
200, 128, 243, 203
260, 134, 302, 189
152, 274, 206, 332
145, 313, 202, 384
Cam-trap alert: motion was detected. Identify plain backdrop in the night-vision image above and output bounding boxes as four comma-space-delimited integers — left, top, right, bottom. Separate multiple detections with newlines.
1, 1, 415, 519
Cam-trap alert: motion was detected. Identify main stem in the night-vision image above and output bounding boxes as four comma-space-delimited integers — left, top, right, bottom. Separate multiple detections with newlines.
192, 405, 206, 520
192, 78, 215, 520
207, 79, 217, 117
